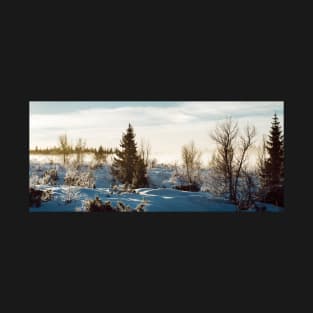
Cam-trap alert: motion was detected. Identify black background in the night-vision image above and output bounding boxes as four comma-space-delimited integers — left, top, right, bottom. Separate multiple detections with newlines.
2, 3, 309, 311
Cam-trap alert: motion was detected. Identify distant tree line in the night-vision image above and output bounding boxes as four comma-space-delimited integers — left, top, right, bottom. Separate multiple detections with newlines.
30, 145, 115, 155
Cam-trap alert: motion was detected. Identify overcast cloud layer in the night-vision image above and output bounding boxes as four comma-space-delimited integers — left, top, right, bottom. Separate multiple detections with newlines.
30, 101, 284, 165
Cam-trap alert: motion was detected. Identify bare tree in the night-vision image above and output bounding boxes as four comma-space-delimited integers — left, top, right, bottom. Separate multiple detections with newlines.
75, 138, 86, 166
210, 117, 238, 201
208, 151, 228, 195
59, 134, 70, 165
236, 164, 258, 209
139, 138, 152, 168
181, 141, 202, 184
210, 118, 256, 203
233, 124, 256, 200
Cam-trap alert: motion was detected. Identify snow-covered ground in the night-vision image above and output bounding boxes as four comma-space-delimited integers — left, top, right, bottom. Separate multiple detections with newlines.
29, 154, 283, 213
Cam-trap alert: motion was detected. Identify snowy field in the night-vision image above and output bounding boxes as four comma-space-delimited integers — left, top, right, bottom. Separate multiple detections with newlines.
29, 154, 283, 213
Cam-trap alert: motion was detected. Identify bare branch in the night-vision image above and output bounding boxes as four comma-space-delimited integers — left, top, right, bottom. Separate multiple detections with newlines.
181, 141, 202, 184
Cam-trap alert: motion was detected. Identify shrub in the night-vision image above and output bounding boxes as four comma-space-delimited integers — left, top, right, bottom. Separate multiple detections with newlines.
116, 201, 132, 212
29, 188, 53, 207
64, 167, 95, 187
85, 197, 114, 212
175, 183, 200, 192
29, 168, 58, 186
61, 186, 80, 204
134, 202, 146, 212
29, 188, 42, 207
84, 198, 147, 212
63, 186, 81, 204
43, 168, 58, 184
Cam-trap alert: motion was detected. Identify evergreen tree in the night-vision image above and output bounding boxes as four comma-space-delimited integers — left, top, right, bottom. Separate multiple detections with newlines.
111, 124, 139, 186
267, 113, 284, 187
132, 156, 148, 188
280, 134, 284, 184
259, 113, 284, 205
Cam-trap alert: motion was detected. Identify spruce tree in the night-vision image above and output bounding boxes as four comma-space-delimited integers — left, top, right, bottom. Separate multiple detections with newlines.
111, 124, 139, 186
266, 113, 284, 188
132, 156, 148, 188
259, 113, 284, 205
280, 134, 284, 185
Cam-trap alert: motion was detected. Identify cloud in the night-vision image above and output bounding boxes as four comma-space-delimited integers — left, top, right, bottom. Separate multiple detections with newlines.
29, 101, 284, 164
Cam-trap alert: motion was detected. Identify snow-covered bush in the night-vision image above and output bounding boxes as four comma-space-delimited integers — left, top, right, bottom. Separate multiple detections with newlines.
168, 169, 186, 186
83, 197, 146, 212
202, 167, 228, 197
109, 184, 136, 194
84, 197, 114, 212
63, 186, 81, 204
235, 171, 258, 207
29, 188, 53, 207
168, 168, 201, 192
116, 201, 132, 212
43, 168, 58, 184
64, 167, 95, 188
29, 168, 58, 186
134, 198, 148, 212
112, 185, 119, 193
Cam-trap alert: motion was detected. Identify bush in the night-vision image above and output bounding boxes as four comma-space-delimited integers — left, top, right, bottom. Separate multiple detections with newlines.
109, 184, 136, 194
29, 188, 42, 207
175, 183, 200, 192
29, 168, 58, 186
85, 197, 114, 212
116, 201, 131, 212
63, 186, 80, 204
43, 168, 58, 184
64, 167, 95, 187
134, 202, 145, 212
84, 198, 147, 212
116, 200, 147, 212
29, 188, 53, 207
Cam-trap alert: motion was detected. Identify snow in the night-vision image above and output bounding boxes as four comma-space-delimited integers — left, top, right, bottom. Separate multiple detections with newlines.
29, 155, 284, 213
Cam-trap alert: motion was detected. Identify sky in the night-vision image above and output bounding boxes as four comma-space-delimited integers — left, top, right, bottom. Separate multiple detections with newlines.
29, 101, 284, 165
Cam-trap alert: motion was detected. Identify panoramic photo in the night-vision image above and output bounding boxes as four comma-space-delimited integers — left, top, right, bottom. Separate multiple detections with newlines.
29, 101, 284, 212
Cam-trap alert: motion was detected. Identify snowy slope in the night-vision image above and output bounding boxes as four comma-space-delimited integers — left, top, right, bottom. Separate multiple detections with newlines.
29, 156, 283, 213
29, 185, 283, 213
